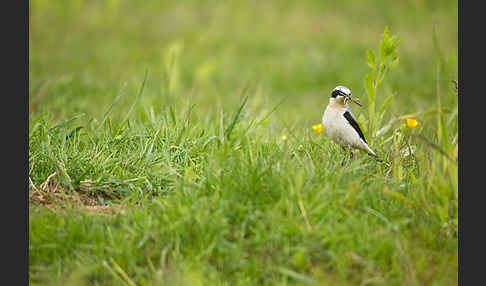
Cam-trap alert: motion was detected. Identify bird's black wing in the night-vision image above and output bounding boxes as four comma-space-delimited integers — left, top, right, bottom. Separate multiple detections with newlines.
343, 111, 367, 144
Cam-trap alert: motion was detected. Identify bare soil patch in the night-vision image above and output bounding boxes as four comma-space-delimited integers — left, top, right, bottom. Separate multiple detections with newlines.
29, 171, 123, 214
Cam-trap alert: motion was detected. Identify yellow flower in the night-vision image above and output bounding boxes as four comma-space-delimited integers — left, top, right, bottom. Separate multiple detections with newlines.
281, 135, 287, 141
406, 118, 419, 128
312, 123, 323, 134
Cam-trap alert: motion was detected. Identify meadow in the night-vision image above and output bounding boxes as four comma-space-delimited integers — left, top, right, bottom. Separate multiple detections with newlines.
29, 0, 458, 285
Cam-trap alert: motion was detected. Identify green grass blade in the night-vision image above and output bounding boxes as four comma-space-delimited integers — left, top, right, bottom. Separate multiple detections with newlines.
225, 86, 249, 140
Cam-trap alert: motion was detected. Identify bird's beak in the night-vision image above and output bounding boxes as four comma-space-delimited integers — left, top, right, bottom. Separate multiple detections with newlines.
346, 95, 362, 107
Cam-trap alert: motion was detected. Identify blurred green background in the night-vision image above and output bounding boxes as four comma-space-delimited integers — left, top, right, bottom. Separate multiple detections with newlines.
29, 0, 457, 126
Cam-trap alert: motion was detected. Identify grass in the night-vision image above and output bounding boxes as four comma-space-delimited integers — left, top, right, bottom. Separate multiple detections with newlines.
29, 0, 458, 285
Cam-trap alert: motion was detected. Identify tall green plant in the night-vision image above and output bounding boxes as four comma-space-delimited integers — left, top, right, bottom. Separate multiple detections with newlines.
364, 27, 402, 139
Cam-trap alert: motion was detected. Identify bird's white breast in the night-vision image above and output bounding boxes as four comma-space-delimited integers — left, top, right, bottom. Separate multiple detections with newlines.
322, 104, 366, 149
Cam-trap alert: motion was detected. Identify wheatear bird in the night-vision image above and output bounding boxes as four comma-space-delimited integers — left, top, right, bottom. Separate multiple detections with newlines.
322, 86, 379, 165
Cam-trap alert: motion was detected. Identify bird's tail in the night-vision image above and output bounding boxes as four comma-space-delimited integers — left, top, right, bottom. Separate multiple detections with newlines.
363, 144, 376, 157
364, 144, 383, 162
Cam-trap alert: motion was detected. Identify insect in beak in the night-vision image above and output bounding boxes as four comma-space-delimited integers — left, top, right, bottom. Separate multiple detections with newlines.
345, 95, 362, 107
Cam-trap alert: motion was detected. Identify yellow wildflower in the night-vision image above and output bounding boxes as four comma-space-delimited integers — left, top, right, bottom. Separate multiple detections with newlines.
312, 123, 323, 134
281, 135, 287, 141
406, 118, 419, 128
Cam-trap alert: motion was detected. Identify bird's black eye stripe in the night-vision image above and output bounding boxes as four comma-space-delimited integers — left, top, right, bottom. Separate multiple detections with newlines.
331, 90, 347, 98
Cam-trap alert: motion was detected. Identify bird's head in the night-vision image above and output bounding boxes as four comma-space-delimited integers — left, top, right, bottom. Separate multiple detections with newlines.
330, 86, 362, 107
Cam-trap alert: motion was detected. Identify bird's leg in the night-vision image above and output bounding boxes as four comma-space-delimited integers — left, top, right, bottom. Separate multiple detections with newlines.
341, 146, 348, 166
348, 145, 353, 160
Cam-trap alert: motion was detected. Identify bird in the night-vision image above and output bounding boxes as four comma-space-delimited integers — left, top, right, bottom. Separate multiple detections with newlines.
322, 86, 379, 165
